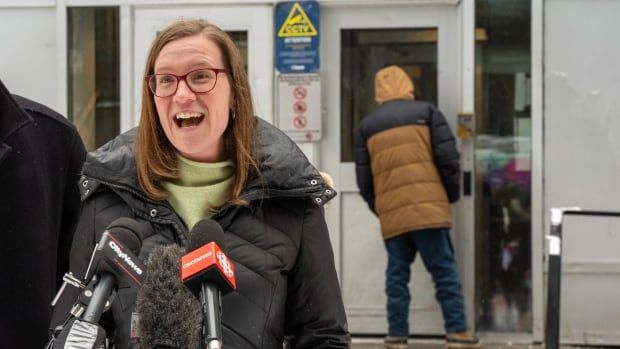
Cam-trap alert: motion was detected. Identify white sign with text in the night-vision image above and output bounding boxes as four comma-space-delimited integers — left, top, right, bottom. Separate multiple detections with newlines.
276, 73, 321, 142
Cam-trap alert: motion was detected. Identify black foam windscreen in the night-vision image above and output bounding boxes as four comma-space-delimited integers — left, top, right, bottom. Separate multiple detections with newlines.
105, 217, 143, 255
187, 219, 225, 253
136, 244, 201, 349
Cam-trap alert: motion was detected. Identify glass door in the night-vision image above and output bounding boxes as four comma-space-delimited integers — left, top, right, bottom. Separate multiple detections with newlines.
68, 7, 119, 151
474, 0, 533, 333
340, 28, 438, 162
322, 4, 463, 335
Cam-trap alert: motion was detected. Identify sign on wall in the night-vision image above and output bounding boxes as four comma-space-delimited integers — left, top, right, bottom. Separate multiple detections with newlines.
277, 73, 321, 141
275, 1, 320, 73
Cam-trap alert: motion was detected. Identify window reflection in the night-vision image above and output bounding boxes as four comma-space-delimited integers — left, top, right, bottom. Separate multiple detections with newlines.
226, 31, 248, 71
475, 0, 532, 332
68, 7, 119, 151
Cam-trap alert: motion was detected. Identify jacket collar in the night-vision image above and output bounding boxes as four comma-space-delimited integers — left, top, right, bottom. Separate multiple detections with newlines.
83, 127, 141, 190
83, 117, 335, 206
0, 79, 33, 165
243, 118, 333, 204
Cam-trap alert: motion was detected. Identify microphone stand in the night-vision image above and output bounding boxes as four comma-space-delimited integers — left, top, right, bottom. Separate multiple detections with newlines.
46, 273, 111, 349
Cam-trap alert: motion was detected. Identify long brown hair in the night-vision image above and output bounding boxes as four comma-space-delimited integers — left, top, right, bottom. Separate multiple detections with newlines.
136, 19, 258, 207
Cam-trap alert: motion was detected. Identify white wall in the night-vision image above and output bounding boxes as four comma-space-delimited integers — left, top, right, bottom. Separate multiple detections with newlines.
0, 7, 58, 110
545, 0, 620, 209
545, 0, 620, 344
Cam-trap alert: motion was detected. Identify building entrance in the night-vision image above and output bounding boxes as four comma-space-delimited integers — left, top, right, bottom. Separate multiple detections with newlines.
321, 3, 465, 335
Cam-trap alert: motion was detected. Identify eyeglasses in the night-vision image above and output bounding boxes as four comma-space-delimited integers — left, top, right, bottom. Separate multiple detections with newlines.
146, 68, 228, 97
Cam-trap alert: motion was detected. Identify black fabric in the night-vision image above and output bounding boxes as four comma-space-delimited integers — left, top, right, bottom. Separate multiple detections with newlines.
353, 100, 461, 212
428, 106, 461, 203
49, 118, 349, 348
0, 79, 86, 349
353, 129, 375, 213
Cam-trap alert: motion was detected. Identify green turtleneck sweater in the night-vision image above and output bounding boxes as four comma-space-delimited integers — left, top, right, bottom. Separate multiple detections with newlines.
161, 155, 234, 229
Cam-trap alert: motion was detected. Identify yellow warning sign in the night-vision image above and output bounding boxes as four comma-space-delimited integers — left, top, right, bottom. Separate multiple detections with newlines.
277, 2, 318, 37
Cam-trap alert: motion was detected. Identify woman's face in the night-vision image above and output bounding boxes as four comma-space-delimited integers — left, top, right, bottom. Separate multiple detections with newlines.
153, 34, 232, 162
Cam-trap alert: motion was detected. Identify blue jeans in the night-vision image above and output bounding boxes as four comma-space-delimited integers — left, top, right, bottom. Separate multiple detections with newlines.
384, 228, 467, 336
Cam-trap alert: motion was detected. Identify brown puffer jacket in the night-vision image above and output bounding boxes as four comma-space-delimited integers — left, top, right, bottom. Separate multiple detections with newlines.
353, 66, 460, 240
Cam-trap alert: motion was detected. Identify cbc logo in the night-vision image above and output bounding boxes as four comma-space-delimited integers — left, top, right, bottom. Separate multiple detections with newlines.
216, 251, 234, 278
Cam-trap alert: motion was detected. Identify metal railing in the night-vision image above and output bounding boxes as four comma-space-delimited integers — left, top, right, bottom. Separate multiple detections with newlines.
545, 208, 620, 349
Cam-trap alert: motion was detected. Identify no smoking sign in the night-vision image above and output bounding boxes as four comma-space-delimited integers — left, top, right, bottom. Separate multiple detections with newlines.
294, 86, 307, 99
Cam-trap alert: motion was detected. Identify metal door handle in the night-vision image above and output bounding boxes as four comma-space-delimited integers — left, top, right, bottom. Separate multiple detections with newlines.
463, 171, 472, 196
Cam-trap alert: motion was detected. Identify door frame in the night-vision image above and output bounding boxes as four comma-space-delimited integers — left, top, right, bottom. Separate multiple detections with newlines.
321, 1, 474, 333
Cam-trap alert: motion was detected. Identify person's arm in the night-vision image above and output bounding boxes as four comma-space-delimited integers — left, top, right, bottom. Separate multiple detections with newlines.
57, 128, 87, 289
284, 204, 350, 348
353, 127, 376, 213
49, 192, 98, 335
429, 105, 461, 203
50, 189, 128, 339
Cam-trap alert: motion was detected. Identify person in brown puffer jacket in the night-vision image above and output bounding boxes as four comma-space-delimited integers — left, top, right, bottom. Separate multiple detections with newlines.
353, 65, 479, 349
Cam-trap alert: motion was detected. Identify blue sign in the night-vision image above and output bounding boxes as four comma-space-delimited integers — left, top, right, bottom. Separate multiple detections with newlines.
275, 1, 320, 73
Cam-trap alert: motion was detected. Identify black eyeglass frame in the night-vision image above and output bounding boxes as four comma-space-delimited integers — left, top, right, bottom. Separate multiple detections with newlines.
145, 68, 228, 97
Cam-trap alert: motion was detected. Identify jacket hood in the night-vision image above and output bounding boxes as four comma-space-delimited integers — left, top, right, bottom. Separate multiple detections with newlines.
374, 65, 415, 105
83, 117, 335, 206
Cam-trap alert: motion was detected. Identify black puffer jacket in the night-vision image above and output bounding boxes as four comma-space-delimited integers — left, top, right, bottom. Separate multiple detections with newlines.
50, 118, 350, 348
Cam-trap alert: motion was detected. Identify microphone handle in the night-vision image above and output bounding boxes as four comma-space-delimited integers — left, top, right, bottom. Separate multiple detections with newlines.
83, 272, 116, 323
200, 282, 222, 349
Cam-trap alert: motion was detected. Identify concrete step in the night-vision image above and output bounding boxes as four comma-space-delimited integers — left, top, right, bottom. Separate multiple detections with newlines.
351, 337, 546, 349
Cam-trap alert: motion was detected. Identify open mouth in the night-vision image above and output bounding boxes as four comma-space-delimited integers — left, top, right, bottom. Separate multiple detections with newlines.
174, 112, 204, 128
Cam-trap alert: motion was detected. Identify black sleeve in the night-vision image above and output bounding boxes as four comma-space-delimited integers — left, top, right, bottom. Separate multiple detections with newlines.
429, 106, 461, 203
49, 191, 126, 338
57, 129, 86, 290
284, 204, 350, 348
49, 194, 98, 333
353, 126, 376, 214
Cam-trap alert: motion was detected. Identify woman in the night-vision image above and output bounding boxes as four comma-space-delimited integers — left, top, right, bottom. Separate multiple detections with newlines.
51, 19, 349, 348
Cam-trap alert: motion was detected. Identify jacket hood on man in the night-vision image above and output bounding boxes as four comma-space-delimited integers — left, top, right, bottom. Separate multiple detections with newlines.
82, 117, 336, 206
374, 65, 415, 105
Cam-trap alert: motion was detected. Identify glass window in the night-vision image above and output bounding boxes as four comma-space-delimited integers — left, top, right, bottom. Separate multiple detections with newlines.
227, 31, 248, 71
68, 7, 120, 151
341, 28, 438, 162
474, 0, 532, 332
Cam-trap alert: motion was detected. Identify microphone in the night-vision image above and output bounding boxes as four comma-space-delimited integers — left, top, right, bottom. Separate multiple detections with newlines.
181, 220, 236, 349
135, 244, 201, 349
81, 217, 145, 323
49, 217, 145, 349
